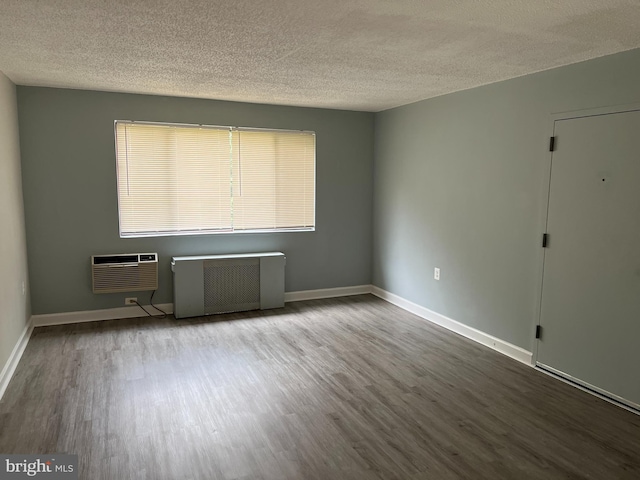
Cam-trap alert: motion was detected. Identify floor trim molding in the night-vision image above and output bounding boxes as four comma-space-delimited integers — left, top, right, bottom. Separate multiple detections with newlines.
30, 285, 374, 327
535, 365, 640, 415
371, 286, 533, 366
32, 303, 175, 327
0, 318, 34, 401
284, 285, 372, 302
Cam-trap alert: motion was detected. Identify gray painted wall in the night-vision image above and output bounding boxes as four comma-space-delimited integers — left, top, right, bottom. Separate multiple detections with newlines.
0, 72, 30, 371
373, 48, 640, 352
18, 88, 374, 315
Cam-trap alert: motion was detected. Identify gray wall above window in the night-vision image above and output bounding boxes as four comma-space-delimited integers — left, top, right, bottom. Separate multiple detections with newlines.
17, 87, 374, 315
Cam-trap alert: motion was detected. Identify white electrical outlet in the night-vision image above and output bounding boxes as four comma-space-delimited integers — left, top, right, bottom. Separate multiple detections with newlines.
434, 267, 440, 280
22, 281, 26, 296
125, 297, 138, 305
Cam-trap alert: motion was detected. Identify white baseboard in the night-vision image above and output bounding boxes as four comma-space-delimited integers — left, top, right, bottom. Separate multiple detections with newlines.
371, 286, 533, 366
29, 285, 531, 367
30, 284, 374, 327
32, 303, 174, 327
0, 318, 34, 401
285, 285, 372, 303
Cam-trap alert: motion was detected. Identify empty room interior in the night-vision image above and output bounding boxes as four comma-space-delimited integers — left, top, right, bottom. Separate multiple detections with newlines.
1, 1, 640, 479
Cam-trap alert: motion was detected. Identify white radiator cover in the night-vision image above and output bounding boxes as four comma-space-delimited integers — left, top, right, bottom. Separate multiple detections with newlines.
171, 252, 285, 319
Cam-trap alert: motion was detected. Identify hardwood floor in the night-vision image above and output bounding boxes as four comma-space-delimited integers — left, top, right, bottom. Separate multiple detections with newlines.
1, 295, 639, 479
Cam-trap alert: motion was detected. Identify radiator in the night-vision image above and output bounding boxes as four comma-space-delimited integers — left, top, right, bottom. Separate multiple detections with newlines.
171, 252, 286, 319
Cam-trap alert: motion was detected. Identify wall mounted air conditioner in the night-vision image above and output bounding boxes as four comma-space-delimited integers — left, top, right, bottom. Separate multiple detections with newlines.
171, 252, 285, 319
91, 253, 158, 294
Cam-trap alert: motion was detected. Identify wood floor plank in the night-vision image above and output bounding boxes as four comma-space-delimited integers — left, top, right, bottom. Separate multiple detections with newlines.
1, 295, 639, 479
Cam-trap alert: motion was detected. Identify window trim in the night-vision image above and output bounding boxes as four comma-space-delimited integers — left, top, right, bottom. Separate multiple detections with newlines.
115, 119, 315, 136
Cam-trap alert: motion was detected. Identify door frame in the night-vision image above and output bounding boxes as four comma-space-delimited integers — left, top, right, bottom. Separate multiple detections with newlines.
532, 102, 640, 367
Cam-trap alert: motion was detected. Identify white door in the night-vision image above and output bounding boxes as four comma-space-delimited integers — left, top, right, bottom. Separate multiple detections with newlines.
538, 108, 640, 410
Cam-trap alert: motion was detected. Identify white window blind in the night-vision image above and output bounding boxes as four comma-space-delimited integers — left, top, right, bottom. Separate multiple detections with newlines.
115, 121, 315, 237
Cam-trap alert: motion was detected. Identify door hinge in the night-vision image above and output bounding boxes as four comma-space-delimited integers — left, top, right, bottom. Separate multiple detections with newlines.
542, 233, 549, 248
549, 136, 556, 152
535, 325, 542, 339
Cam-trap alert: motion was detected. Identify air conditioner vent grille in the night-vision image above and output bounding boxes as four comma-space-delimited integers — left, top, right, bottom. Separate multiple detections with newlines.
91, 253, 158, 294
204, 258, 260, 314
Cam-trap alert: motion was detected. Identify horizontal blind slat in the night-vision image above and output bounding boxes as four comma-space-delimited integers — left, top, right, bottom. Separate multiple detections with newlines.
115, 122, 315, 236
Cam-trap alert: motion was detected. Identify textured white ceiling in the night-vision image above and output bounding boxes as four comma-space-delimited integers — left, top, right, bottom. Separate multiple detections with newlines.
1, 1, 640, 111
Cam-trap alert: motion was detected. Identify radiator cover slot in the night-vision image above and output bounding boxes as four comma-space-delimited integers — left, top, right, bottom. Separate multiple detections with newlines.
204, 258, 260, 313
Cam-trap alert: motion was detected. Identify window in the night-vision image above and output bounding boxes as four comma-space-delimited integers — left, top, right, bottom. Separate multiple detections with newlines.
115, 121, 315, 237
